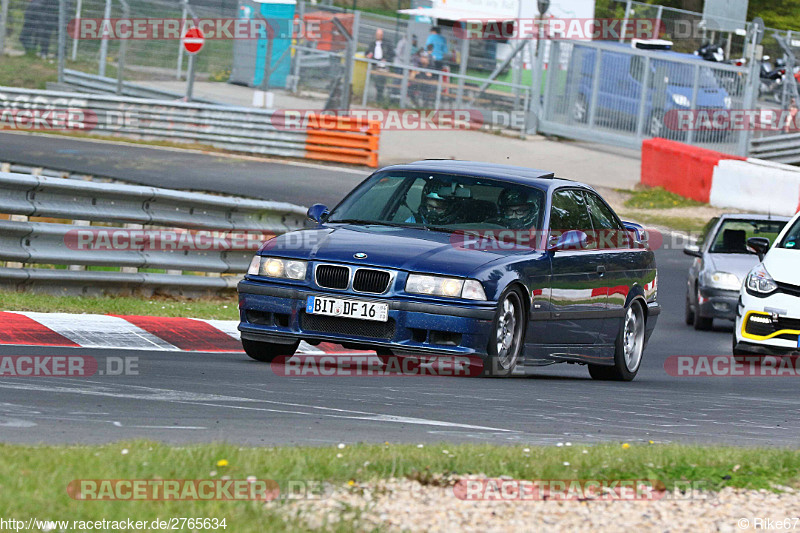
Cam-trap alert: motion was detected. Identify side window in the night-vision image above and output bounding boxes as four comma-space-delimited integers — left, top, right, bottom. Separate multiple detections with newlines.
630, 56, 644, 82
584, 191, 628, 249
696, 217, 719, 248
549, 189, 595, 249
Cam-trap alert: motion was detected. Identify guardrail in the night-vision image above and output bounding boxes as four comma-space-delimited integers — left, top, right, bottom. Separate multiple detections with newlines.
749, 133, 800, 165
0, 172, 308, 295
0, 87, 381, 168
57, 69, 222, 105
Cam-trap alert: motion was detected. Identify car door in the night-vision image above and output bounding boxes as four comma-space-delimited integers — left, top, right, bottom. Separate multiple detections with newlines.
582, 189, 642, 345
544, 188, 607, 346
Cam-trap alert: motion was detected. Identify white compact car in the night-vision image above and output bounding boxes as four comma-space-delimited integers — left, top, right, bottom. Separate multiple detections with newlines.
733, 212, 800, 356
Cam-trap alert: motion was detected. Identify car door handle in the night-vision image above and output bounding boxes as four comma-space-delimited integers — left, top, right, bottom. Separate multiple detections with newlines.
596, 265, 606, 275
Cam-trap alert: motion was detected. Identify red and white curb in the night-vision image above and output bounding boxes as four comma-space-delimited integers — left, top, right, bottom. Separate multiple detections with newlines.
0, 311, 365, 354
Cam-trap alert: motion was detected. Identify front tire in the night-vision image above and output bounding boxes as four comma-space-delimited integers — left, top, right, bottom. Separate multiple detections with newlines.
684, 291, 695, 325
242, 338, 299, 363
692, 288, 713, 330
589, 301, 645, 381
481, 288, 526, 377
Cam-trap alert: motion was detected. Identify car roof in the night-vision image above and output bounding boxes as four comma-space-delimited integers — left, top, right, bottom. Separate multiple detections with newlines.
717, 213, 792, 222
377, 160, 582, 191
594, 41, 710, 63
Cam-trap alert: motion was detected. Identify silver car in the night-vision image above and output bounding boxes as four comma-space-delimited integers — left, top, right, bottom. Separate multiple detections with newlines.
684, 214, 789, 330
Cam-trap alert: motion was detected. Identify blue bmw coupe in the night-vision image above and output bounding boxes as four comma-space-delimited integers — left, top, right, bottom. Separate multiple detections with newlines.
238, 160, 660, 380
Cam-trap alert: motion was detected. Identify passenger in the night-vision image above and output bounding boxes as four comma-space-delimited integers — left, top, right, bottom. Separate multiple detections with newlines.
494, 188, 541, 230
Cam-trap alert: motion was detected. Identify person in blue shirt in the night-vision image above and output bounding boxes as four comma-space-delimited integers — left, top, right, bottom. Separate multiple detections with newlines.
425, 27, 448, 70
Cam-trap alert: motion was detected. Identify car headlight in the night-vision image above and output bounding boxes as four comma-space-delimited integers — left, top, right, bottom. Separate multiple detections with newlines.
703, 271, 740, 290
247, 256, 308, 280
745, 263, 777, 295
671, 93, 691, 107
405, 274, 486, 300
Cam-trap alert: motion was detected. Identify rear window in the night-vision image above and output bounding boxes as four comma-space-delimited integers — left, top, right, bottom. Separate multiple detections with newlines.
709, 219, 787, 254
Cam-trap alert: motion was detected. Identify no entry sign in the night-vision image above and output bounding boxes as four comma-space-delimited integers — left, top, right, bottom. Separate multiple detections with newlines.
182, 28, 205, 54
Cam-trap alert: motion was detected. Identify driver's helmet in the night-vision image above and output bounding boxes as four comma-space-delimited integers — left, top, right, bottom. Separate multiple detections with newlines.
498, 188, 539, 229
419, 179, 455, 225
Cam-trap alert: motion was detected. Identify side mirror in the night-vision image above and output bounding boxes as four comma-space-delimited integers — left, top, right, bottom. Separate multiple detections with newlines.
307, 203, 329, 224
547, 230, 589, 253
683, 244, 702, 257
622, 221, 648, 247
747, 237, 770, 261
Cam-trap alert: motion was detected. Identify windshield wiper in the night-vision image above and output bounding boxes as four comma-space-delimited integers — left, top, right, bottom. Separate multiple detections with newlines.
327, 219, 410, 228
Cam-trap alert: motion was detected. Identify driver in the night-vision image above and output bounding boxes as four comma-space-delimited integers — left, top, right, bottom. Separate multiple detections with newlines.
497, 188, 540, 230
408, 179, 456, 225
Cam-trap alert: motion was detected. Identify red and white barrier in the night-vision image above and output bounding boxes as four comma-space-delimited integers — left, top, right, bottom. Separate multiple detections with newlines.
709, 158, 800, 216
641, 139, 800, 216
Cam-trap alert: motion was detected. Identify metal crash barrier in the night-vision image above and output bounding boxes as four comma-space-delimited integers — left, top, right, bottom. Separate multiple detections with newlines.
0, 172, 308, 294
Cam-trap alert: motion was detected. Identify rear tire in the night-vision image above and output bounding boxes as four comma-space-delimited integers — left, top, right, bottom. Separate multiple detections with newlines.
242, 338, 299, 363
589, 301, 645, 382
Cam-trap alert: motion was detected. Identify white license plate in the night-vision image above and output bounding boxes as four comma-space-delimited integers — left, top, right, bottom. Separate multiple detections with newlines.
306, 296, 389, 322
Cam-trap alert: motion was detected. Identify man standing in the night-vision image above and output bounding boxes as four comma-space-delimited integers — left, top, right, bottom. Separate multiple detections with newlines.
366, 29, 394, 104
425, 27, 448, 70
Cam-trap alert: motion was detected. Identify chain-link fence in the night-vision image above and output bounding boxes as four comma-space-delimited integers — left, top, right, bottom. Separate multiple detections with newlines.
538, 39, 754, 155
1, 0, 798, 154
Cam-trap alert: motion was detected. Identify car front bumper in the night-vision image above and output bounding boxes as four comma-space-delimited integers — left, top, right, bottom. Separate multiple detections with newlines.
237, 280, 496, 357
734, 291, 800, 355
697, 287, 739, 320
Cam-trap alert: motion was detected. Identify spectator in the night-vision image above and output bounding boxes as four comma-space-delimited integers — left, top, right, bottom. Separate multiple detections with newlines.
411, 55, 436, 108
19, 0, 40, 55
37, 0, 59, 57
784, 98, 798, 133
365, 29, 394, 104
425, 27, 448, 70
394, 35, 408, 66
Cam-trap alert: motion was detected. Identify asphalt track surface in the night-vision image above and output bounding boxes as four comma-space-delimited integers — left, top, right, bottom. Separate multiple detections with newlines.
0, 132, 366, 207
1, 134, 797, 447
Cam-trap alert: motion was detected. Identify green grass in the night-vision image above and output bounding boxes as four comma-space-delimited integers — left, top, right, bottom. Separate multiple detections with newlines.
0, 54, 59, 90
621, 186, 706, 210
0, 289, 238, 320
0, 54, 116, 90
618, 211, 709, 233
1, 441, 800, 531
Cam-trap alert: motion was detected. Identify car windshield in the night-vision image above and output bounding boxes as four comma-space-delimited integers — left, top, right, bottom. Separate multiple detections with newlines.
327, 171, 546, 232
778, 218, 800, 249
709, 219, 788, 254
651, 59, 720, 88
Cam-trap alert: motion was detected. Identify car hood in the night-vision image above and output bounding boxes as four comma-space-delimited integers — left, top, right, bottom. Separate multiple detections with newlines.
260, 224, 525, 277
763, 248, 800, 284
705, 253, 760, 281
